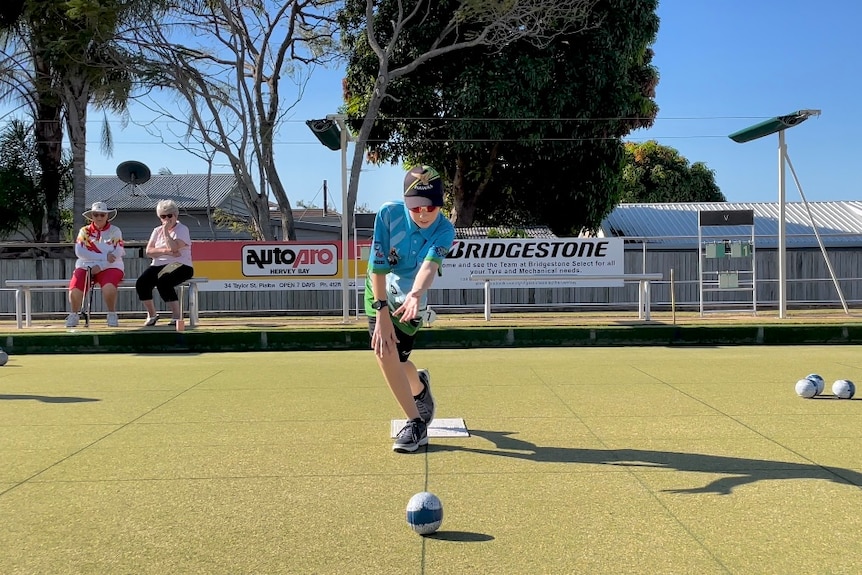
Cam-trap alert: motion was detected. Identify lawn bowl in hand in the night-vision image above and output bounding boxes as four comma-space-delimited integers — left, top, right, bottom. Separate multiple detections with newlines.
0, 349, 7, 366
406, 492, 443, 535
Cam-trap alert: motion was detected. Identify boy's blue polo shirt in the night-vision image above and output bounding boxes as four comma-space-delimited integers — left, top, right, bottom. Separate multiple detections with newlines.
364, 201, 455, 319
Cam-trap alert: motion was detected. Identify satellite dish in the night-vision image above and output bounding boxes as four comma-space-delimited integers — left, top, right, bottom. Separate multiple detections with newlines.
116, 160, 151, 185
116, 161, 152, 198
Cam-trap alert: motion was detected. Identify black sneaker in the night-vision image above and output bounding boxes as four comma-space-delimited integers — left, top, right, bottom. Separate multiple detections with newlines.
392, 418, 428, 453
415, 369, 436, 424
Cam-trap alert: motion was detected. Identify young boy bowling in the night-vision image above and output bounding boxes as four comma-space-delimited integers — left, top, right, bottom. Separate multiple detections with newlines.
366, 166, 456, 452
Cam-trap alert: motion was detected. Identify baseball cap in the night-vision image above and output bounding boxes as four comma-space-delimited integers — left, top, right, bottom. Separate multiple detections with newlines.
403, 165, 443, 209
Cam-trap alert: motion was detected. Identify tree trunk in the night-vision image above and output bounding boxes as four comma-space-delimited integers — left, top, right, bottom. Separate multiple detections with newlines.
33, 57, 63, 242
66, 85, 89, 232
347, 75, 388, 234
235, 171, 274, 241
266, 164, 296, 240
259, 117, 295, 240
450, 146, 499, 227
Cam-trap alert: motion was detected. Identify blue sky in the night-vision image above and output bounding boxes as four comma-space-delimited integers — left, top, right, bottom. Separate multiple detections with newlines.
74, 0, 862, 212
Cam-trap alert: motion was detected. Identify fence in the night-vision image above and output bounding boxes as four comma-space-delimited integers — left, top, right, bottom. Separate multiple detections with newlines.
2, 239, 861, 319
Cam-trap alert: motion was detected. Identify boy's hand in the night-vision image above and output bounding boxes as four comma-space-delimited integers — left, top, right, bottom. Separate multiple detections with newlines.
371, 312, 399, 358
392, 292, 421, 323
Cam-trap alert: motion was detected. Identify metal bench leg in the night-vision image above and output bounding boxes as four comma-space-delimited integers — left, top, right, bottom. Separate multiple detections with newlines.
643, 281, 651, 321
189, 283, 199, 327
15, 289, 23, 329
24, 288, 33, 327
484, 280, 492, 321
637, 280, 644, 320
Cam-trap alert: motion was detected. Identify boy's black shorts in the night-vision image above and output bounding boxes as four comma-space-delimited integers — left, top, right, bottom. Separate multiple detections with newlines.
367, 316, 416, 362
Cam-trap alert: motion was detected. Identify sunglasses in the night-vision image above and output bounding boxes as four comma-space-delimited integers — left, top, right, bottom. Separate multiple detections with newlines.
408, 205, 439, 214
159, 214, 175, 219
91, 213, 108, 217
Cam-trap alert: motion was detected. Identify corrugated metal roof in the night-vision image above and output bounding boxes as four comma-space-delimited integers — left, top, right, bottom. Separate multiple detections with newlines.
455, 226, 557, 239
83, 174, 238, 211
599, 201, 862, 248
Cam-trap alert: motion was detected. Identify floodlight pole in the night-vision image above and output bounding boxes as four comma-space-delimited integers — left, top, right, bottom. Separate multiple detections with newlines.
729, 109, 821, 319
777, 130, 787, 318
328, 114, 352, 324
307, 114, 355, 323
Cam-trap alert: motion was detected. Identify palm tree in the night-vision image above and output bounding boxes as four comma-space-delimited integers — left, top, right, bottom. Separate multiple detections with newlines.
1, 14, 66, 241
1, 0, 165, 237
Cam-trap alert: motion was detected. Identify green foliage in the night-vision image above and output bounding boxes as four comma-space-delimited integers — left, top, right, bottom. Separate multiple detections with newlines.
3, 0, 156, 237
340, 0, 660, 236
212, 208, 262, 241
620, 141, 726, 203
486, 228, 530, 239
0, 167, 34, 238
0, 120, 72, 240
0, 0, 24, 27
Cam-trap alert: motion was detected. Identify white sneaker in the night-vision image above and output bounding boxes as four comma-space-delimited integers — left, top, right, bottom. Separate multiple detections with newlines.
106, 312, 119, 327
65, 313, 79, 328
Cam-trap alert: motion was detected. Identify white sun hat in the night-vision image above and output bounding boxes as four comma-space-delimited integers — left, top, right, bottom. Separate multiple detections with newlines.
82, 201, 118, 221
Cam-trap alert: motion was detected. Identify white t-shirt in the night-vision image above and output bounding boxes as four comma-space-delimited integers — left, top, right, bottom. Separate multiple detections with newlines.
147, 220, 193, 267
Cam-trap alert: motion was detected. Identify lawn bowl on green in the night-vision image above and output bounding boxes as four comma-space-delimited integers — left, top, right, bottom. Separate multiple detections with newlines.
806, 373, 825, 395
406, 492, 443, 535
795, 378, 817, 398
832, 379, 856, 399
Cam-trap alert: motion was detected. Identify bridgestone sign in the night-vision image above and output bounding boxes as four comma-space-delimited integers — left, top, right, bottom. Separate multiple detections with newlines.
438, 238, 625, 288
193, 238, 625, 291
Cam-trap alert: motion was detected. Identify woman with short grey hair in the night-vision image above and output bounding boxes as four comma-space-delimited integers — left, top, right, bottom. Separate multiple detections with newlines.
135, 199, 194, 326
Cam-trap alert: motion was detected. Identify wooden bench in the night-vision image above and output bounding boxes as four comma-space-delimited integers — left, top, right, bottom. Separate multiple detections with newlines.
5, 278, 208, 329
470, 273, 664, 321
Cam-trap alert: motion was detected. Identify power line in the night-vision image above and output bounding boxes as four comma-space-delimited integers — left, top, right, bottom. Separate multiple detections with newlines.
28, 134, 730, 147
10, 114, 776, 126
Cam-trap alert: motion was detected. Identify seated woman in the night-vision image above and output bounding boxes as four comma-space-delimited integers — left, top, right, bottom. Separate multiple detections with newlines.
136, 199, 194, 326
66, 202, 125, 328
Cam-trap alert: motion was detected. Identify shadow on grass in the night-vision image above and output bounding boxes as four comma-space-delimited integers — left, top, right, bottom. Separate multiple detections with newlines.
425, 531, 494, 542
0, 394, 100, 403
435, 429, 862, 495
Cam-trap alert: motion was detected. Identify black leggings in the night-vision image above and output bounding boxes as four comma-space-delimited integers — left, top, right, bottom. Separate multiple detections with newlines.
135, 264, 194, 303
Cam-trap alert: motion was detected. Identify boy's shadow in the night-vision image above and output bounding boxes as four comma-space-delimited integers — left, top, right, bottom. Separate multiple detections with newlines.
435, 429, 862, 495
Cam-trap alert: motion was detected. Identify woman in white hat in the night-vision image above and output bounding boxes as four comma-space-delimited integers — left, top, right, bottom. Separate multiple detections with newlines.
65, 202, 126, 328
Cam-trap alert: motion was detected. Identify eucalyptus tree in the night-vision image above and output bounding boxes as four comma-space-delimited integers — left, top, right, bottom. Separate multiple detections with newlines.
337, 0, 599, 233
342, 0, 660, 235
129, 0, 340, 241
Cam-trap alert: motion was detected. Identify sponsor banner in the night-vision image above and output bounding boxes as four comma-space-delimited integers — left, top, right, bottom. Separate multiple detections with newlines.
242, 243, 338, 276
438, 238, 624, 288
191, 238, 623, 291
192, 241, 365, 292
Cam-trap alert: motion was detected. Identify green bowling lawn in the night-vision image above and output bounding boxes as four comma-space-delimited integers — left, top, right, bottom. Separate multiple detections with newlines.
2, 346, 862, 574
